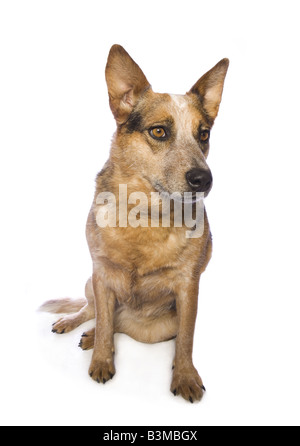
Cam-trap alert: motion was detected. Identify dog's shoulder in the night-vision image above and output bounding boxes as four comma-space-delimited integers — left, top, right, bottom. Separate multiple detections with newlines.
95, 159, 113, 193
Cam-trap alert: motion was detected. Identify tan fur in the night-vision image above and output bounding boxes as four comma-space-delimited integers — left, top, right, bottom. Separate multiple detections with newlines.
40, 45, 228, 402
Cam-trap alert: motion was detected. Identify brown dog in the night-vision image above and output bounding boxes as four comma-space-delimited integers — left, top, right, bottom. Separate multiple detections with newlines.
40, 45, 229, 402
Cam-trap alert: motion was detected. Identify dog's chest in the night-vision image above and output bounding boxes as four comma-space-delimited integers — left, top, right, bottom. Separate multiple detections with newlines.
91, 224, 189, 303
105, 225, 188, 274
87, 206, 203, 303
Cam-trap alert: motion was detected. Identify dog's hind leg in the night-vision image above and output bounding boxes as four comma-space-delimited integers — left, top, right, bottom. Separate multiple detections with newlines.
79, 307, 178, 350
40, 278, 95, 334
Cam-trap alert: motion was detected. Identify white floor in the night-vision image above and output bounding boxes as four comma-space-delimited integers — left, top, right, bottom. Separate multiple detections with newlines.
2, 245, 300, 426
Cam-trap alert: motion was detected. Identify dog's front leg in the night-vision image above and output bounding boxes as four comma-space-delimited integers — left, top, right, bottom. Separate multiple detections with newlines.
171, 279, 205, 402
88, 270, 116, 384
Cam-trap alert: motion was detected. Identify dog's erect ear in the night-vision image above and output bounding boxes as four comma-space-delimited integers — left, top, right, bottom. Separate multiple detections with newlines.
105, 45, 151, 124
189, 58, 229, 121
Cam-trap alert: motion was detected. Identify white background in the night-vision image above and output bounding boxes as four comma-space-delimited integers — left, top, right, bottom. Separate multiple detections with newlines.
1, 0, 300, 426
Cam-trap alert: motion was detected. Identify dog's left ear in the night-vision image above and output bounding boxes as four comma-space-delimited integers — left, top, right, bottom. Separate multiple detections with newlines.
105, 45, 151, 124
189, 58, 229, 121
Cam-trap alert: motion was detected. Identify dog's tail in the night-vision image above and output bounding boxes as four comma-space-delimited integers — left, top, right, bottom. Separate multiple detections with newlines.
38, 297, 87, 314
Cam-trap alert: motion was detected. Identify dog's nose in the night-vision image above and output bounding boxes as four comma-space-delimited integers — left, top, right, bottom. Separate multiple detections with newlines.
186, 168, 213, 192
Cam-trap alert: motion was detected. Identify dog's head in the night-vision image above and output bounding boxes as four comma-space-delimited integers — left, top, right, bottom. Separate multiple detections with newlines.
105, 45, 229, 199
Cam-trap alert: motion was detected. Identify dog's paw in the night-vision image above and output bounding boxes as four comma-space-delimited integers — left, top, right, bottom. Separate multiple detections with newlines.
51, 315, 79, 334
88, 357, 115, 384
78, 328, 95, 350
171, 365, 206, 403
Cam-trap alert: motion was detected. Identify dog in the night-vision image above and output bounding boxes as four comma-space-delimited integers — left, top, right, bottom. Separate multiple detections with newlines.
40, 45, 229, 402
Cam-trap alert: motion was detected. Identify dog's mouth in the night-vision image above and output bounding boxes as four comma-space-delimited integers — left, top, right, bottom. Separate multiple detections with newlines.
152, 182, 204, 204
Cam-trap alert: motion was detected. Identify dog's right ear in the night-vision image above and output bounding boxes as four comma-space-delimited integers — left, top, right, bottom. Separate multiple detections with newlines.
105, 45, 151, 124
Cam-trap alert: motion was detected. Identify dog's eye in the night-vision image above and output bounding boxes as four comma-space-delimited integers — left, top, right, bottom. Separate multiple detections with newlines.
149, 127, 166, 140
200, 130, 210, 142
